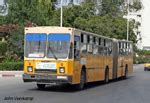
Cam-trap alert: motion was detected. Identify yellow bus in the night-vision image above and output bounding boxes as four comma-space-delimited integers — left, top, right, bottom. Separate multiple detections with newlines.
23, 26, 133, 89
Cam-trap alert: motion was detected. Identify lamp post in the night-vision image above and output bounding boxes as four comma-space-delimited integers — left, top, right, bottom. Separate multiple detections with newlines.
60, 0, 63, 27
127, 0, 130, 41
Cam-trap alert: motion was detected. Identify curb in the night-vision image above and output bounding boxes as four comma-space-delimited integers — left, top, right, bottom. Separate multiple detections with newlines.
0, 74, 22, 77
0, 71, 23, 78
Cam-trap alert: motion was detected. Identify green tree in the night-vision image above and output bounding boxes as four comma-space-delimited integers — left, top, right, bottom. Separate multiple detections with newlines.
0, 0, 141, 62
7, 26, 24, 58
101, 0, 124, 16
130, 1, 142, 12
5, 0, 53, 25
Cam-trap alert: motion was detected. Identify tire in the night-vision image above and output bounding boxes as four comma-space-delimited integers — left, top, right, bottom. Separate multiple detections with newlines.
124, 68, 128, 79
104, 69, 109, 83
75, 70, 86, 90
37, 84, 46, 89
144, 68, 147, 71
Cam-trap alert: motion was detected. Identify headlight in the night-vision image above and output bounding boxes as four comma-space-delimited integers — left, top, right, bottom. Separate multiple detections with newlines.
27, 66, 33, 72
59, 67, 65, 73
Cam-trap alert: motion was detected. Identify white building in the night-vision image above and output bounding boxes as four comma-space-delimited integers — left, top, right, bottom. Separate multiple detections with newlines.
127, 0, 150, 50
123, 0, 143, 49
140, 0, 150, 50
0, 0, 8, 16
55, 0, 85, 8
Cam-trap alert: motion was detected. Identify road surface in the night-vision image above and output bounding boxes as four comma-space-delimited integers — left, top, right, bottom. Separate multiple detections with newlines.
0, 64, 149, 103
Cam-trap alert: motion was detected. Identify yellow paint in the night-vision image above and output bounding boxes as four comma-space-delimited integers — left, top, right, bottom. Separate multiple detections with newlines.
117, 55, 133, 78
24, 27, 133, 85
72, 54, 113, 83
24, 60, 74, 76
144, 63, 150, 67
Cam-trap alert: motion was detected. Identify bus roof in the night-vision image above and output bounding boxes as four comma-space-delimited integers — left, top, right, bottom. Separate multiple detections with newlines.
25, 26, 132, 43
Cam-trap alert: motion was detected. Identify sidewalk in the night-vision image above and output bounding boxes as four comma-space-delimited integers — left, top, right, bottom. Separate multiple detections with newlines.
0, 71, 23, 77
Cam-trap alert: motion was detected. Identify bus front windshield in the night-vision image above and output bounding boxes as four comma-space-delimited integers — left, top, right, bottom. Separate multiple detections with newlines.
47, 34, 70, 59
25, 33, 47, 58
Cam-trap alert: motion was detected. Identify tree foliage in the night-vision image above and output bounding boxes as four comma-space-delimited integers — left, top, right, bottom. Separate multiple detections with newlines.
101, 0, 124, 16
0, 0, 142, 60
4, 0, 53, 25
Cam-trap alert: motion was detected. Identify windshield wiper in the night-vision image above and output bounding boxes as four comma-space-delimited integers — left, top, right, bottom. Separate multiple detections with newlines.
38, 41, 41, 52
48, 44, 57, 60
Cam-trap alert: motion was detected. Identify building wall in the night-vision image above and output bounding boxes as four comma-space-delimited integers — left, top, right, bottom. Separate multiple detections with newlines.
0, 0, 8, 16
55, 0, 85, 8
140, 0, 150, 50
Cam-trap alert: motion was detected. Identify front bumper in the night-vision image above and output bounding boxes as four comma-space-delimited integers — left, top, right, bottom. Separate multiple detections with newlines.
23, 74, 72, 84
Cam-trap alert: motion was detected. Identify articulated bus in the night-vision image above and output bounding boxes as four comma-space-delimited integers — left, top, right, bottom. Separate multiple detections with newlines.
23, 27, 133, 89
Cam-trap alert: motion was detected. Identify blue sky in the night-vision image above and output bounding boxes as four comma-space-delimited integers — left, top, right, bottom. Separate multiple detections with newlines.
0, 0, 3, 4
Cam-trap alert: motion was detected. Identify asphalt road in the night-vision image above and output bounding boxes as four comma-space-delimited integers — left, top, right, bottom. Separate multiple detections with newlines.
0, 64, 149, 103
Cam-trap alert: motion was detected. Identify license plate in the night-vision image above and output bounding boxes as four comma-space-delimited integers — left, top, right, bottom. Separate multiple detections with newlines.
36, 62, 56, 70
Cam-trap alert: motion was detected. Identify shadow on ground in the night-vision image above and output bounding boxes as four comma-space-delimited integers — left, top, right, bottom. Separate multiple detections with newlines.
28, 76, 134, 93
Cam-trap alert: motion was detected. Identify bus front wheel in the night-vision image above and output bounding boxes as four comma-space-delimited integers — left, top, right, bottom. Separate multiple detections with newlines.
75, 70, 86, 90
124, 68, 128, 79
104, 69, 109, 83
37, 84, 46, 89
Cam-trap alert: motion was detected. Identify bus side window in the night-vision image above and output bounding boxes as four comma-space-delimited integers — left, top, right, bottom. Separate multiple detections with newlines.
74, 36, 80, 59
128, 43, 130, 54
93, 36, 96, 44
99, 38, 104, 55
90, 36, 93, 44
81, 34, 87, 53
119, 42, 122, 55
128, 43, 132, 54
99, 38, 101, 45
130, 43, 133, 54
125, 42, 128, 55
98, 46, 103, 55
104, 39, 106, 47
104, 39, 108, 55
93, 37, 99, 54
87, 35, 90, 43
87, 35, 93, 53
121, 42, 124, 55
108, 41, 112, 55
69, 42, 73, 59
122, 42, 125, 55
93, 36, 98, 54
81, 33, 84, 43
96, 37, 99, 45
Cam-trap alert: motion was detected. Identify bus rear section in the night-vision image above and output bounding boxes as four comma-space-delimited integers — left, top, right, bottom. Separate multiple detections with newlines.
112, 39, 133, 80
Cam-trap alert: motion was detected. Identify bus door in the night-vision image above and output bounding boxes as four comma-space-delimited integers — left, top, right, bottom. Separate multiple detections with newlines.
74, 36, 80, 60
73, 35, 81, 83
112, 40, 118, 79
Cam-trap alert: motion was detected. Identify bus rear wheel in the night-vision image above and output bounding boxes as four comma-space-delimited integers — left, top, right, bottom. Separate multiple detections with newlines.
104, 69, 109, 83
75, 70, 86, 90
124, 68, 128, 79
37, 84, 45, 89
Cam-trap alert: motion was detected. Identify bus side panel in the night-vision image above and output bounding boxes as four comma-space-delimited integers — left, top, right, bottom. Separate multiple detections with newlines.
66, 60, 74, 75
125, 55, 133, 75
86, 54, 105, 82
120, 55, 133, 77
129, 56, 133, 75
106, 56, 113, 80
94, 55, 105, 81
117, 56, 123, 78
72, 61, 81, 84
